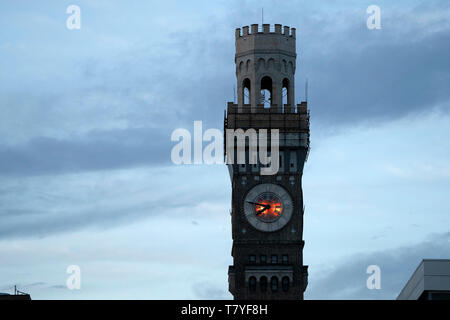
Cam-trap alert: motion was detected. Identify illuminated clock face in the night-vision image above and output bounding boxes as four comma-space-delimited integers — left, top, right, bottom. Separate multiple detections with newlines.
243, 183, 293, 232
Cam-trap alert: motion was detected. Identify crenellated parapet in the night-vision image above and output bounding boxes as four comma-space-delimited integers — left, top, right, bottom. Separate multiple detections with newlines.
235, 24, 296, 60
233, 24, 298, 113
235, 24, 296, 39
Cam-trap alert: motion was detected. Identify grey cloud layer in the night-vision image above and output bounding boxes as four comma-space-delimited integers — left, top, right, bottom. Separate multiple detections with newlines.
1, 2, 449, 177
306, 232, 450, 299
0, 127, 171, 176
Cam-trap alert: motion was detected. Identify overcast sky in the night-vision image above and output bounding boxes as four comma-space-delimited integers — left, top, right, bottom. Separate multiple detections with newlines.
0, 0, 449, 299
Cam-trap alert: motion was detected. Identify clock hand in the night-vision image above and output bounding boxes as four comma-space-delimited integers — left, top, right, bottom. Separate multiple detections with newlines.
246, 201, 270, 208
256, 203, 272, 216
256, 207, 268, 215
245, 200, 271, 216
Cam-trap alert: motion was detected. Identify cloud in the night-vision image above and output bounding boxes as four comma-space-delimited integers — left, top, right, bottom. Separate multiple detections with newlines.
304, 26, 450, 127
0, 127, 172, 176
306, 232, 450, 299
192, 281, 230, 300
1, 1, 449, 177
0, 165, 229, 240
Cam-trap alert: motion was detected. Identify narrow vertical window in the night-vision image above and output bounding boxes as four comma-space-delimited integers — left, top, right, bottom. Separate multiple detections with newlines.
271, 276, 278, 292
260, 276, 268, 292
260, 255, 267, 264
282, 277, 289, 292
249, 276, 257, 292
271, 255, 278, 264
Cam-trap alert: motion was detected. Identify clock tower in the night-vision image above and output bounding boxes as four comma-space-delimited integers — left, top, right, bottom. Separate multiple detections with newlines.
224, 24, 310, 300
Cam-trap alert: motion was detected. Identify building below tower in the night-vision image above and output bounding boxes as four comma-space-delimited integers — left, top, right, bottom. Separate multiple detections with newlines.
397, 259, 450, 300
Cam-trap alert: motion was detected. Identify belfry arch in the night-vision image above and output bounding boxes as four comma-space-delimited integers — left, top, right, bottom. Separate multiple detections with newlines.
260, 76, 272, 108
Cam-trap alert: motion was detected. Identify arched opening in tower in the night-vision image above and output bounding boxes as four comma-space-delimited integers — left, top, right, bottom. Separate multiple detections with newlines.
243, 78, 251, 105
260, 76, 272, 108
282, 78, 290, 109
